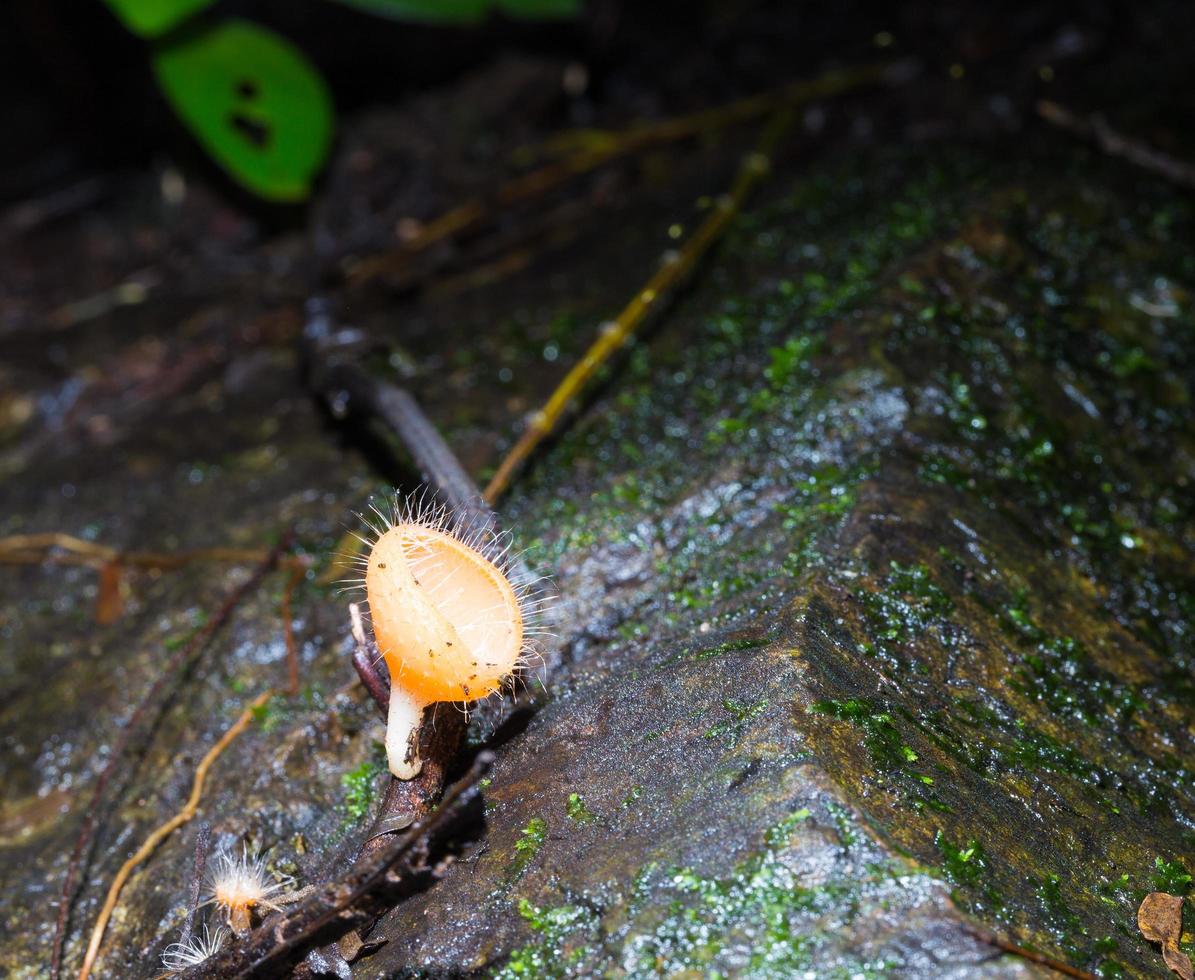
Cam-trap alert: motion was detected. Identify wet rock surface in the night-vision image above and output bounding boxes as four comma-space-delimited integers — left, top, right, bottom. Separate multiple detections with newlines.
2, 5, 1195, 978
365, 149, 1194, 977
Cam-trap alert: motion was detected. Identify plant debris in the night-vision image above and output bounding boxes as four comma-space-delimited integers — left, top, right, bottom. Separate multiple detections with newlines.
1138, 892, 1193, 980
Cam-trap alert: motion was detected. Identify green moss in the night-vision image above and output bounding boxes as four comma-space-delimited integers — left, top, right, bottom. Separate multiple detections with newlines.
494, 804, 927, 978
1033, 873, 1086, 961
516, 817, 548, 854
917, 697, 1096, 784
340, 743, 387, 822
566, 793, 596, 825
1152, 857, 1192, 895
1095, 872, 1132, 908
777, 465, 870, 575
493, 899, 599, 979
935, 832, 986, 887
989, 590, 1147, 729
809, 698, 918, 770
765, 334, 821, 388
810, 699, 957, 814
508, 817, 549, 879
682, 632, 772, 663
856, 561, 954, 656
614, 810, 911, 978
764, 807, 811, 847
935, 830, 998, 906
704, 697, 769, 741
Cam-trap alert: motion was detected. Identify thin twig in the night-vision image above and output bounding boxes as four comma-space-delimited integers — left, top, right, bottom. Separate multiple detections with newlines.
77, 689, 275, 980
301, 315, 541, 592
349, 603, 390, 716
0, 532, 307, 573
345, 62, 901, 287
1037, 100, 1195, 191
180, 823, 212, 948
178, 752, 494, 979
483, 109, 794, 502
962, 924, 1098, 980
300, 317, 498, 545
50, 539, 288, 980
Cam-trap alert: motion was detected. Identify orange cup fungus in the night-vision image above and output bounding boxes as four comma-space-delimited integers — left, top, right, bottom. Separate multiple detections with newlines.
359, 496, 537, 779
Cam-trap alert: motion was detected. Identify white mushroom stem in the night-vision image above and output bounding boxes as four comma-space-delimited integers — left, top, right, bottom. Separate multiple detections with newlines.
385, 684, 427, 780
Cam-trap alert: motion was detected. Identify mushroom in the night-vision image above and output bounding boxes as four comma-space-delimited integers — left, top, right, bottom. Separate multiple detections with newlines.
363, 503, 528, 779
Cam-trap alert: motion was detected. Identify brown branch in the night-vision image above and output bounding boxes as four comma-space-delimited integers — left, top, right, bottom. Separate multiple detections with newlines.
962, 924, 1098, 980
349, 603, 390, 716
77, 689, 275, 980
484, 108, 793, 502
1037, 100, 1195, 191
344, 61, 903, 287
178, 752, 494, 979
302, 324, 539, 598
302, 340, 498, 544
0, 532, 308, 573
50, 538, 289, 980
180, 823, 212, 948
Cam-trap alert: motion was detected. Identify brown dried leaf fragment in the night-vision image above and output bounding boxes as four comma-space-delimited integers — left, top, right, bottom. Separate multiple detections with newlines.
1140, 892, 1184, 944
1164, 944, 1195, 980
1139, 892, 1194, 980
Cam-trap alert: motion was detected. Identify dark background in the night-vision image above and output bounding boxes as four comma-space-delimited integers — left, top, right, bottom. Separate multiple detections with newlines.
3, 0, 1192, 212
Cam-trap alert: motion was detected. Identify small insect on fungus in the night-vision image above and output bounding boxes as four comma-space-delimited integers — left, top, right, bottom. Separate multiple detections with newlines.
207, 843, 294, 935
347, 492, 545, 779
161, 923, 228, 973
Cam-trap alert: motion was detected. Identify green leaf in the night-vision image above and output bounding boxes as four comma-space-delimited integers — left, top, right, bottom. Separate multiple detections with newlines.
152, 19, 333, 202
327, 0, 578, 24
103, 0, 217, 38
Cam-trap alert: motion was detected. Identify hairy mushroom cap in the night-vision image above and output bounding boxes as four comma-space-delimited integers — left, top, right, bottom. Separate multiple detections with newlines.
366, 521, 524, 705
161, 924, 228, 973
349, 492, 547, 779
208, 845, 292, 935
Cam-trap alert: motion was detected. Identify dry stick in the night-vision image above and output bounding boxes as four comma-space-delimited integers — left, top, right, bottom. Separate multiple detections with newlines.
1037, 100, 1195, 191
77, 688, 275, 980
177, 752, 494, 979
302, 333, 534, 591
962, 924, 1098, 980
350, 603, 390, 715
50, 539, 288, 980
180, 823, 212, 948
483, 109, 794, 503
0, 532, 307, 573
346, 62, 898, 287
0, 532, 112, 561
